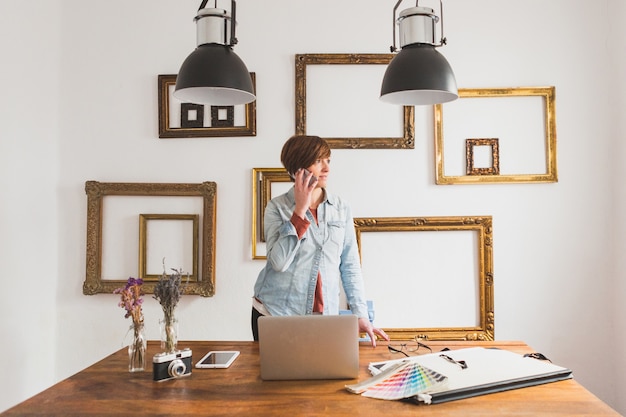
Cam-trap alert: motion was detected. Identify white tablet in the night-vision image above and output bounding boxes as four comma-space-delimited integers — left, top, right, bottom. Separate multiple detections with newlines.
195, 351, 240, 369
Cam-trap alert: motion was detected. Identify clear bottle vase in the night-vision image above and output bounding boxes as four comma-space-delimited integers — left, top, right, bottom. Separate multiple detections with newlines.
128, 322, 146, 372
159, 317, 178, 353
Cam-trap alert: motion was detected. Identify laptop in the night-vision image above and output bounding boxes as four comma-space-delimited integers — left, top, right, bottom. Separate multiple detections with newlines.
258, 314, 360, 380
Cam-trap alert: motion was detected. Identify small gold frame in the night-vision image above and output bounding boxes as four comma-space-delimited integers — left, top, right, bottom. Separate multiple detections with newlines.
138, 214, 199, 281
435, 86, 557, 184
466, 138, 500, 175
158, 73, 257, 138
83, 181, 217, 296
295, 53, 415, 149
353, 216, 494, 341
251, 168, 291, 259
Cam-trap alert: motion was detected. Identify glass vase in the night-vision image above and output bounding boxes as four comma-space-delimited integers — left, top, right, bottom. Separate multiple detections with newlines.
128, 321, 146, 372
159, 317, 178, 353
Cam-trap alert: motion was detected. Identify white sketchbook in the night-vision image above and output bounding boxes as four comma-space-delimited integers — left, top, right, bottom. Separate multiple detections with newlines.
348, 347, 573, 404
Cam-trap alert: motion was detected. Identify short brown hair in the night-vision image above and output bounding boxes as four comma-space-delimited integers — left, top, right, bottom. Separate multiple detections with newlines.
280, 135, 331, 178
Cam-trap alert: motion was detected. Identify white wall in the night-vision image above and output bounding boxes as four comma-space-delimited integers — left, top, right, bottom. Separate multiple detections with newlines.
0, 0, 60, 410
0, 0, 623, 414
609, 0, 626, 413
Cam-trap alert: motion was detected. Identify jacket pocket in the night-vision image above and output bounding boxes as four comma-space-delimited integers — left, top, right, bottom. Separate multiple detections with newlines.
327, 220, 345, 246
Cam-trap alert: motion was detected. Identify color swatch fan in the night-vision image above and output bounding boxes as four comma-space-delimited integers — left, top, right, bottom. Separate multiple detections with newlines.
346, 360, 448, 401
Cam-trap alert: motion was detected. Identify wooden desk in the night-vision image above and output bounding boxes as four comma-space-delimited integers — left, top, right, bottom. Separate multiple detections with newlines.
3, 340, 619, 416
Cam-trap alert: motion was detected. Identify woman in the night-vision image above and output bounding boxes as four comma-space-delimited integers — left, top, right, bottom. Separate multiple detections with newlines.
252, 135, 389, 347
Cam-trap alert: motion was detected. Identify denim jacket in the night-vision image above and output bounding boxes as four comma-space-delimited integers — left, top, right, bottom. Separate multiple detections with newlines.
253, 187, 369, 319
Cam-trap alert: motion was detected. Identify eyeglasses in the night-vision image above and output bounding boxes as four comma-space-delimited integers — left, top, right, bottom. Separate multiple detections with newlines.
387, 337, 433, 357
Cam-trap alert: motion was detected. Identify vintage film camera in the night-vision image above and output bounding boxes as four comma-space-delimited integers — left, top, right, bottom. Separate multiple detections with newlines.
153, 348, 192, 382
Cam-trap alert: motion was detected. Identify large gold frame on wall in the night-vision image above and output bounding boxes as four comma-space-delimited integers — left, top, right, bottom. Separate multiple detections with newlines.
295, 53, 415, 149
83, 181, 217, 296
353, 216, 494, 341
435, 86, 557, 184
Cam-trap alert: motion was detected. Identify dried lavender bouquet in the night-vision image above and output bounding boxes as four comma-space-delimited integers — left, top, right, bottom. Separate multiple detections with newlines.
153, 266, 188, 352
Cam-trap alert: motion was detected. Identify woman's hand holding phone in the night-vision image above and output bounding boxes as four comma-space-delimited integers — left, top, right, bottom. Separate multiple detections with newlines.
293, 168, 317, 219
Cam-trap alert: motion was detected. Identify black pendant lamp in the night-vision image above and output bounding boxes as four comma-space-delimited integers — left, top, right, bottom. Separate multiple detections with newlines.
380, 0, 458, 106
174, 0, 256, 106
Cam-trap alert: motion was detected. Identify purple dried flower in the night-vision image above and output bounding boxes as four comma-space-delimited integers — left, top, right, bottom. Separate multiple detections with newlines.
114, 277, 144, 325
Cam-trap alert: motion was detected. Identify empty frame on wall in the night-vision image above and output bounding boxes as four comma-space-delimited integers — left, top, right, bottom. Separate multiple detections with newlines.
295, 53, 415, 149
251, 168, 291, 259
83, 181, 217, 296
435, 86, 557, 184
466, 138, 500, 176
354, 216, 494, 341
138, 214, 199, 282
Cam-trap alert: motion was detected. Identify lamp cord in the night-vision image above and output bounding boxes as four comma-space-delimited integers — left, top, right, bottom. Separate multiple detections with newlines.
198, 0, 209, 11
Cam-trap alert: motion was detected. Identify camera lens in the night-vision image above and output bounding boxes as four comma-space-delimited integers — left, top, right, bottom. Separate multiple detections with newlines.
168, 359, 187, 377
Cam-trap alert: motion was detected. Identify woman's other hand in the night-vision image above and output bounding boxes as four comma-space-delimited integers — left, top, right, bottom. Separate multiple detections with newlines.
358, 317, 390, 348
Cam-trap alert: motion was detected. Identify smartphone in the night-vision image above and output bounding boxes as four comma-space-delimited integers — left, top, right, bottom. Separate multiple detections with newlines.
289, 168, 317, 186
195, 351, 240, 369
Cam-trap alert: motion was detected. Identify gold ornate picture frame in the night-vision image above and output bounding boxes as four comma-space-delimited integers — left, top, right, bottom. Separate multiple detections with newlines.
435, 86, 557, 184
158, 74, 257, 138
353, 216, 494, 341
295, 53, 415, 149
138, 214, 199, 281
466, 138, 500, 175
83, 181, 217, 296
251, 168, 291, 259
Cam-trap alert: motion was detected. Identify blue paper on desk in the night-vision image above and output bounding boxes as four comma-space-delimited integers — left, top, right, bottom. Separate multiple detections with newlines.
348, 347, 573, 404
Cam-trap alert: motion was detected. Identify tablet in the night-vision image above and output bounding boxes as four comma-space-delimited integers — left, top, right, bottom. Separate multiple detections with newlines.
195, 351, 240, 369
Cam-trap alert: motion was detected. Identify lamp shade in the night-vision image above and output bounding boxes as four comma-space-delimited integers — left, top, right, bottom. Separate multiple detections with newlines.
173, 43, 255, 105
380, 43, 458, 105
